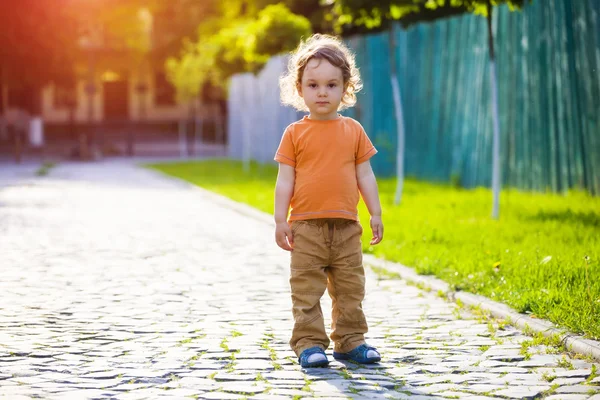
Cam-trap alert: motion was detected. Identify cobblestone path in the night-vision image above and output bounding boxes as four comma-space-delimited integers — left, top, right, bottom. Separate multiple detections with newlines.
1, 162, 598, 400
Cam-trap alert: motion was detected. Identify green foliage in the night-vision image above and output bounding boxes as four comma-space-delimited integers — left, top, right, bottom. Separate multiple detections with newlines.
149, 0, 219, 63
246, 4, 312, 63
165, 3, 311, 101
331, 0, 531, 34
216, 0, 331, 33
212, 22, 257, 78
165, 40, 218, 101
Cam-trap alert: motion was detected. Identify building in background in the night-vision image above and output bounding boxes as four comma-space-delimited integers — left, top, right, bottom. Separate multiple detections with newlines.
0, 5, 225, 160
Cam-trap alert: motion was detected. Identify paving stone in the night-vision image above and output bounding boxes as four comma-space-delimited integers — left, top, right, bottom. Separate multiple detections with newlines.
517, 354, 562, 367
160, 388, 206, 397
200, 392, 246, 399
489, 366, 528, 373
479, 360, 511, 368
433, 392, 499, 399
392, 391, 444, 400
214, 373, 258, 382
419, 365, 452, 373
268, 388, 311, 396
111, 383, 152, 391
179, 370, 221, 378
461, 384, 505, 393
551, 377, 587, 385
234, 360, 275, 370
554, 385, 599, 394
222, 382, 268, 394
265, 371, 307, 380
177, 377, 218, 389
493, 385, 552, 399
354, 379, 397, 389
6, 376, 49, 385
303, 398, 353, 400
267, 381, 305, 388
413, 383, 461, 394
81, 371, 122, 379
553, 368, 595, 378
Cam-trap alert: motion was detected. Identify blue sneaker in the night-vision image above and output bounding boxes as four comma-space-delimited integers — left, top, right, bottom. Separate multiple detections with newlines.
333, 344, 381, 364
298, 346, 329, 368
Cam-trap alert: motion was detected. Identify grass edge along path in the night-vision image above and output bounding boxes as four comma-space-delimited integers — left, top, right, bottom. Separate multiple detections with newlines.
146, 160, 600, 340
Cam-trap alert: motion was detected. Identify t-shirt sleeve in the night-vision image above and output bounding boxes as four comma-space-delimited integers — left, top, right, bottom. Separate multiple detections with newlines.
355, 125, 377, 165
274, 126, 296, 167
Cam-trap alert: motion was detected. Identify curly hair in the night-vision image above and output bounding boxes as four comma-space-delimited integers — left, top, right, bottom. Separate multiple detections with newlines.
279, 34, 362, 112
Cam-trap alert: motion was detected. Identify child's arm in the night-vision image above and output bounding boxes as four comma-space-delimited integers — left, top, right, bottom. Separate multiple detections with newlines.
274, 163, 295, 251
356, 161, 384, 245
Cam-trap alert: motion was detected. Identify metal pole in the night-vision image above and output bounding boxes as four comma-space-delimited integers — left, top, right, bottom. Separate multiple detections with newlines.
242, 78, 251, 173
487, 1, 501, 219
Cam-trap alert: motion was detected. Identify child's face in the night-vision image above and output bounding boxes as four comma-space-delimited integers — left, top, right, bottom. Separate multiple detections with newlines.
298, 58, 345, 120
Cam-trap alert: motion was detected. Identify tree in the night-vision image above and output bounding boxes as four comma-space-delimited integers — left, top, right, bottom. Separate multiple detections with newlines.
218, 0, 334, 33
332, 0, 530, 218
147, 0, 220, 66
166, 3, 312, 102
246, 4, 315, 67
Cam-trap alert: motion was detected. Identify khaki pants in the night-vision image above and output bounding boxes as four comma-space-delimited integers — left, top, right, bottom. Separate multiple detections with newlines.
289, 218, 368, 356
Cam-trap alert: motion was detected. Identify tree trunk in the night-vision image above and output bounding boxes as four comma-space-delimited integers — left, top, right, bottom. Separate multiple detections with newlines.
487, 1, 501, 219
390, 23, 406, 205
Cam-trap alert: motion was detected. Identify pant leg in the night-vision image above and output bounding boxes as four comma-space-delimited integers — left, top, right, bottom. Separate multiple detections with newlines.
289, 220, 331, 356
327, 220, 368, 353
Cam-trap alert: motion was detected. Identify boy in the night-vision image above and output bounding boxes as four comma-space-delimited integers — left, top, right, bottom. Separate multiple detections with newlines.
274, 34, 384, 368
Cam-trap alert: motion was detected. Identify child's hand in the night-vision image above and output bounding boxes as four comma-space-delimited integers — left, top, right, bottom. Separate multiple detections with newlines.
370, 215, 383, 245
275, 222, 294, 251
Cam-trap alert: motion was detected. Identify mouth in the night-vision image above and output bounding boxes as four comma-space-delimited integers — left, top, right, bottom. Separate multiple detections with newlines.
316, 102, 329, 105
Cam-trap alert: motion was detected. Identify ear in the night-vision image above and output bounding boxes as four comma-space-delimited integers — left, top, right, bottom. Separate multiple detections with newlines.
296, 82, 303, 98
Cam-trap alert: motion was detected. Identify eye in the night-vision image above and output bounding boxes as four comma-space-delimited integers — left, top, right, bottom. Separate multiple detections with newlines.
328, 83, 337, 88
308, 83, 317, 89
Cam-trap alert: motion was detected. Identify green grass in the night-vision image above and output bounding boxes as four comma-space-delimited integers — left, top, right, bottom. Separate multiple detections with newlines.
147, 160, 600, 339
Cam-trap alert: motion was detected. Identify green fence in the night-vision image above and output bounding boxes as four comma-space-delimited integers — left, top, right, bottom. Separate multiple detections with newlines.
344, 0, 599, 194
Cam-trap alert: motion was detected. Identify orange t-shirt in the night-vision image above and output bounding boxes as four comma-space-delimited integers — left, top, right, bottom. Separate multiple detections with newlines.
274, 115, 377, 221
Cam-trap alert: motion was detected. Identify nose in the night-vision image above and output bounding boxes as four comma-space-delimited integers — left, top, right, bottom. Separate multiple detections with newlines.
318, 87, 327, 97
